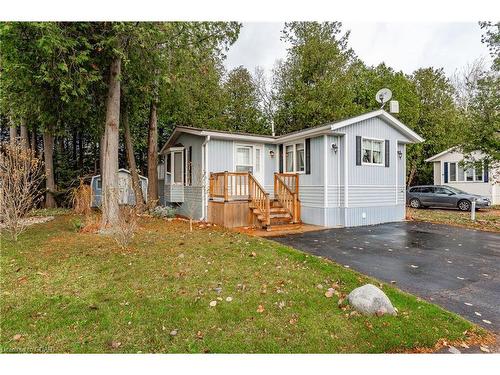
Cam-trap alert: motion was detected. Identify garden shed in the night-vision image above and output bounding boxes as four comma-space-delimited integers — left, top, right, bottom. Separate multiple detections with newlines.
90, 168, 148, 207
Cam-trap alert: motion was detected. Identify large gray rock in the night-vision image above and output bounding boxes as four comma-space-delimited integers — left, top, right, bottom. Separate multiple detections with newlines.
347, 284, 396, 316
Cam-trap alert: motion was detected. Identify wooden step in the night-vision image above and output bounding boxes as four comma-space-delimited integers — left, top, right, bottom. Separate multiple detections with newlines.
265, 223, 302, 232
270, 207, 288, 214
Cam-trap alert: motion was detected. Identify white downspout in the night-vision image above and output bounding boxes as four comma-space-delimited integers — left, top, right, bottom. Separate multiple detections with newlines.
202, 135, 210, 220
344, 135, 349, 209
323, 135, 328, 226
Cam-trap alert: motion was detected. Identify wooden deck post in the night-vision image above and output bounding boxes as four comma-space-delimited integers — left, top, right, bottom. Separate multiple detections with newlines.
209, 173, 214, 200
265, 194, 271, 226
248, 172, 252, 201
223, 171, 229, 202
274, 172, 278, 199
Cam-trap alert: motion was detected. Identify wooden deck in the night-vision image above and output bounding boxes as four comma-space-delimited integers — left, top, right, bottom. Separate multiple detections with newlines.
208, 172, 301, 230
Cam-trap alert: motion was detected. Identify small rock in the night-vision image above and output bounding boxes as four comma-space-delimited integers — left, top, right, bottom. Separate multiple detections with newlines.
316, 284, 323, 289
410, 264, 418, 269
209, 300, 217, 307
482, 319, 492, 325
214, 287, 222, 294
347, 284, 396, 316
169, 329, 178, 336
448, 346, 461, 354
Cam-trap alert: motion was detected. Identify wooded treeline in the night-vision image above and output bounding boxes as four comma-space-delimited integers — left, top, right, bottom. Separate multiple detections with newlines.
1, 22, 498, 223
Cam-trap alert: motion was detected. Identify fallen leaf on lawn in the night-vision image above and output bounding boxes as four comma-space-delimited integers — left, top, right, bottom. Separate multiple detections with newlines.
278, 301, 285, 309
480, 346, 490, 353
13, 334, 22, 341
316, 284, 323, 289
337, 298, 344, 307
324, 288, 335, 298
169, 329, 178, 336
256, 305, 265, 313
289, 318, 297, 325
196, 331, 204, 339
225, 296, 233, 302
250, 252, 257, 257
365, 321, 373, 330
110, 341, 122, 349
209, 300, 217, 307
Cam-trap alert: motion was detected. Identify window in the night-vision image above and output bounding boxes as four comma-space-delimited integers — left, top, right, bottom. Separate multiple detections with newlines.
285, 145, 294, 172
284, 142, 306, 173
475, 161, 483, 182
97, 178, 102, 189
465, 168, 474, 182
449, 163, 457, 182
362, 138, 384, 165
173, 151, 183, 184
434, 187, 451, 195
296, 143, 305, 172
255, 148, 261, 173
236, 146, 253, 173
457, 165, 464, 181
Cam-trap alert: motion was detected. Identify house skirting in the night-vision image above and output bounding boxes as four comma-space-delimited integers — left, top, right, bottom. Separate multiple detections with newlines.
301, 204, 406, 228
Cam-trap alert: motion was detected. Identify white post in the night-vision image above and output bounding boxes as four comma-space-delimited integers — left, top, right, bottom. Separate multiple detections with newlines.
471, 200, 476, 221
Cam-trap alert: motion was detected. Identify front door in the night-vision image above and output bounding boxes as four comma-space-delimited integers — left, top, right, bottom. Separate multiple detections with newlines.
235, 144, 264, 185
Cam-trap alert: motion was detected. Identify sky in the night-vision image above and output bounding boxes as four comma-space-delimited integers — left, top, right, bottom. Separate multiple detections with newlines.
225, 22, 492, 78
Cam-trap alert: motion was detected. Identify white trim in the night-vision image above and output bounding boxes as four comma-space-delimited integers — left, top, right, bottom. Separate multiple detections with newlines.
283, 140, 306, 173
343, 135, 349, 208
160, 110, 423, 154
360, 137, 385, 166
425, 147, 459, 162
323, 135, 328, 224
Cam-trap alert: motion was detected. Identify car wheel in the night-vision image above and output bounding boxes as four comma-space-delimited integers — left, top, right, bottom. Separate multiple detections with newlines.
409, 198, 421, 208
458, 200, 471, 211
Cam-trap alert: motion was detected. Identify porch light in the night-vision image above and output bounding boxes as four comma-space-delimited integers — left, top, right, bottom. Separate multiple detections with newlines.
331, 143, 338, 153
269, 149, 275, 158
397, 150, 403, 159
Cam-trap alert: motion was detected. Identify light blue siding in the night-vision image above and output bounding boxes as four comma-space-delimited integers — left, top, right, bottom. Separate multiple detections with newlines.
208, 139, 233, 173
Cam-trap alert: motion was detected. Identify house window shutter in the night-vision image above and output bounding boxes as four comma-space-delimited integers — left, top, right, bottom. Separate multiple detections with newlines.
188, 146, 192, 186
385, 140, 390, 167
183, 148, 187, 186
305, 138, 311, 175
444, 162, 448, 183
355, 136, 361, 166
279, 144, 283, 173
484, 160, 489, 183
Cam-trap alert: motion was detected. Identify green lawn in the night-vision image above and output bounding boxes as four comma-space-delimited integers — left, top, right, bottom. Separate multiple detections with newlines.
0, 214, 488, 353
407, 207, 500, 232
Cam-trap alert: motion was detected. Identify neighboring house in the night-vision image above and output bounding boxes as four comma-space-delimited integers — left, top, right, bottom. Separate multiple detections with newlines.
158, 110, 423, 229
91, 168, 148, 207
425, 148, 499, 204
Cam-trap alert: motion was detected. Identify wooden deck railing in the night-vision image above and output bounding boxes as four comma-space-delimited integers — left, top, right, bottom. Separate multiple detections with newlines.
274, 173, 300, 223
209, 171, 250, 201
209, 171, 300, 227
248, 173, 270, 226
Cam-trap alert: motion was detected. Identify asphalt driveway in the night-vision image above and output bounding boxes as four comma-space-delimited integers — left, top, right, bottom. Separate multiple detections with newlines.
272, 221, 500, 332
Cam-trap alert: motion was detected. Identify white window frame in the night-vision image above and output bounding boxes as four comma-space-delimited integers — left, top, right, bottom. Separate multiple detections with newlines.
361, 137, 385, 166
283, 140, 306, 174
168, 147, 184, 185
234, 144, 254, 173
447, 160, 484, 183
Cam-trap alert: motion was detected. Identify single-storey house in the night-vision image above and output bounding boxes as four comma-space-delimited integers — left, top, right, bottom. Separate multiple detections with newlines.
91, 168, 148, 207
425, 148, 499, 204
157, 110, 423, 230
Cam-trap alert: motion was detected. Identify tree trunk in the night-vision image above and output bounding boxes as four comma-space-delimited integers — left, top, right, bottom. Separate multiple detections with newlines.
100, 57, 121, 230
42, 131, 56, 208
30, 125, 37, 153
20, 119, 29, 149
123, 106, 145, 211
147, 100, 159, 208
78, 131, 84, 169
9, 121, 17, 145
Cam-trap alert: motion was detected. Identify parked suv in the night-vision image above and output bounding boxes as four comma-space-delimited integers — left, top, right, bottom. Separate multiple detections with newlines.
407, 185, 491, 211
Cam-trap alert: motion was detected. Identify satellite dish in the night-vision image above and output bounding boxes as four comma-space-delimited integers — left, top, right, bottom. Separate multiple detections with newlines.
375, 88, 392, 108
